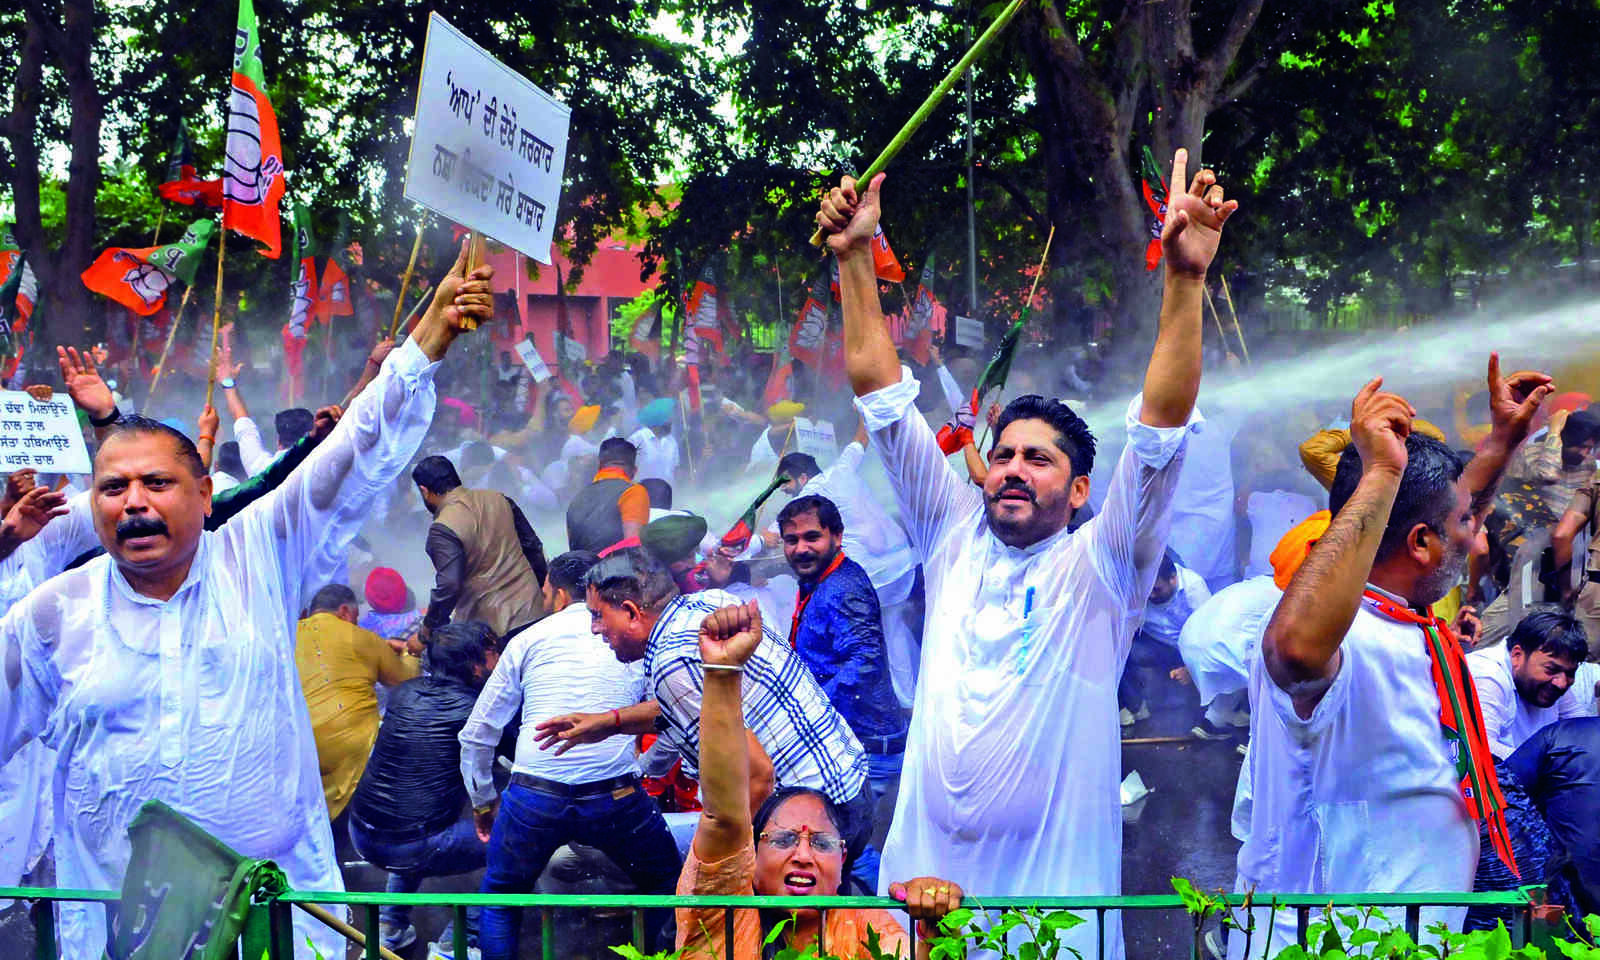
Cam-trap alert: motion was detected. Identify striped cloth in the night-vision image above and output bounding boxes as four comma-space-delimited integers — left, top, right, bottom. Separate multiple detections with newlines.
644, 588, 867, 805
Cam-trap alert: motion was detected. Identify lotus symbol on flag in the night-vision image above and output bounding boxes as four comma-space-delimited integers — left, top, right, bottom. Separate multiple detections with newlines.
289, 272, 312, 338
693, 289, 718, 331
795, 301, 826, 350
224, 86, 283, 206
118, 255, 172, 308
908, 290, 932, 335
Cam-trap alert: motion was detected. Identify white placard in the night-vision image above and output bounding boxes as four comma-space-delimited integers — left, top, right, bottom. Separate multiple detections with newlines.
954, 315, 984, 349
514, 339, 551, 383
0, 391, 92, 474
558, 333, 587, 364
403, 13, 571, 263
794, 419, 837, 461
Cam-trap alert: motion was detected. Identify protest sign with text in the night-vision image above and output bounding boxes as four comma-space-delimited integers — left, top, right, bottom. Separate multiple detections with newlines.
0, 391, 92, 474
953, 315, 985, 349
514, 338, 552, 383
403, 14, 570, 262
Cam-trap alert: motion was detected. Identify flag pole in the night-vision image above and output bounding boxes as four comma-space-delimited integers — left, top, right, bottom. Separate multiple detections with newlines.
205, 231, 225, 410
807, 0, 1029, 247
146, 286, 192, 404
389, 222, 426, 340
461, 231, 486, 331
1220, 273, 1250, 364
150, 206, 168, 247
975, 224, 1054, 451
1202, 286, 1231, 359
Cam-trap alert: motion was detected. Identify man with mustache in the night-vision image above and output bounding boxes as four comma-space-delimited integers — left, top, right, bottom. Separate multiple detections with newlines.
779, 493, 905, 892
0, 243, 493, 959
1466, 609, 1591, 759
816, 149, 1236, 960
1232, 356, 1553, 958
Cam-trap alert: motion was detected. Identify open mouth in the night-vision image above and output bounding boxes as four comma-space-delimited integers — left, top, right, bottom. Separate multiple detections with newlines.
783, 872, 817, 893
998, 490, 1032, 502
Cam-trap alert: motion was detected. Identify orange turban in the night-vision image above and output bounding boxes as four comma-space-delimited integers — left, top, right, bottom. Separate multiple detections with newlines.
1270, 510, 1332, 590
568, 405, 601, 434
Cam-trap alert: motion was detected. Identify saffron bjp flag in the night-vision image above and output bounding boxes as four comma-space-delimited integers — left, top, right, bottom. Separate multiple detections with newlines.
158, 121, 224, 208
1140, 145, 1168, 272
871, 225, 906, 283
315, 256, 352, 325
683, 265, 726, 360
286, 203, 317, 340
787, 272, 830, 368
0, 240, 38, 381
222, 0, 286, 258
81, 218, 216, 316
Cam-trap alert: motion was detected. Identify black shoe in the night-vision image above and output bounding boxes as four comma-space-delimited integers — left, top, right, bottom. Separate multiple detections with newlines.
1190, 718, 1231, 741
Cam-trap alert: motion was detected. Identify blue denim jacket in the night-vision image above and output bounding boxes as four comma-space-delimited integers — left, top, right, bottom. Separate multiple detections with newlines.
790, 555, 908, 749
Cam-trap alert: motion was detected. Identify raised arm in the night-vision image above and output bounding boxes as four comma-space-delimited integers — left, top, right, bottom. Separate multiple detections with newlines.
1460, 353, 1553, 520
1262, 378, 1411, 714
56, 347, 119, 443
691, 601, 764, 864
342, 338, 395, 409
1141, 149, 1237, 428
819, 174, 900, 396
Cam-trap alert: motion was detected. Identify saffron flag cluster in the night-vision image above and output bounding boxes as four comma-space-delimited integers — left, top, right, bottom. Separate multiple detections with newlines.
81, 219, 217, 316
157, 122, 224, 208
0, 227, 39, 381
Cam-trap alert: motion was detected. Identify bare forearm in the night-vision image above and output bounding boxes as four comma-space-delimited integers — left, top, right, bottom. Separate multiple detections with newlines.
410, 310, 458, 363
836, 249, 899, 396
223, 385, 249, 422
1461, 431, 1517, 519
695, 672, 751, 859
1264, 467, 1400, 690
614, 700, 660, 735
1140, 273, 1204, 428
962, 442, 987, 485
343, 361, 380, 408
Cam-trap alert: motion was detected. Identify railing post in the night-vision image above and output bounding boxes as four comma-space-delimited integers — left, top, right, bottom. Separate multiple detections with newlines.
817, 908, 826, 956
725, 905, 735, 960
365, 903, 380, 960
541, 906, 555, 960
454, 904, 469, 960
1404, 905, 1420, 941
1295, 906, 1309, 947
268, 900, 295, 960
632, 908, 646, 950
29, 899, 55, 960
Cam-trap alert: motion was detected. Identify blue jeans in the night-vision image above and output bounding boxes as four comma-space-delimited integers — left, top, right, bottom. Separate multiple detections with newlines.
350, 814, 488, 935
479, 780, 682, 960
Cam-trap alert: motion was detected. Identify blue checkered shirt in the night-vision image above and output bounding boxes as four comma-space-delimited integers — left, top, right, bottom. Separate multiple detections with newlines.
644, 588, 867, 805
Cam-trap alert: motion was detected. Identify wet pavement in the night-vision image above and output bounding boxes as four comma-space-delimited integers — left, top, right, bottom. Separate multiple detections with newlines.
0, 668, 1246, 959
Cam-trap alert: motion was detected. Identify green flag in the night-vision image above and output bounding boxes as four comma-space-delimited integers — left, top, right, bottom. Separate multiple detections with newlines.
149, 218, 217, 287
973, 309, 1028, 400
719, 474, 790, 554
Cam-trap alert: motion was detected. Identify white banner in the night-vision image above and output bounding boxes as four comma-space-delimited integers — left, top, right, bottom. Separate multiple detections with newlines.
794, 418, 837, 462
954, 315, 984, 349
514, 338, 551, 383
0, 391, 92, 474
403, 13, 571, 263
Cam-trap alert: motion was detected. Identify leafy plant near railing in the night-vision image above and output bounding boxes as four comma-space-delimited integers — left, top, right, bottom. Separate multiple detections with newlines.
604, 881, 1600, 960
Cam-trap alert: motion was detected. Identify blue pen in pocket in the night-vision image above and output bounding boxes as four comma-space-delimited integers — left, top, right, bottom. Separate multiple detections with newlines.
1017, 585, 1036, 673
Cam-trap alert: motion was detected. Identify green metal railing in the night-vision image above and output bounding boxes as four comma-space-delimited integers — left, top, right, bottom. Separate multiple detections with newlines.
0, 886, 1551, 960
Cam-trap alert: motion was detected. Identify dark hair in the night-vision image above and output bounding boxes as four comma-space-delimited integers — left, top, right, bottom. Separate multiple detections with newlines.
426, 621, 497, 687
1562, 410, 1600, 448
1507, 610, 1589, 664
753, 786, 843, 848
776, 452, 821, 481
411, 455, 462, 495
100, 415, 205, 479
460, 441, 496, 472
1329, 433, 1463, 564
583, 546, 677, 612
777, 494, 843, 536
1158, 550, 1178, 581
274, 408, 315, 448
598, 437, 637, 471
548, 550, 601, 596
309, 583, 358, 614
641, 478, 673, 509
213, 440, 246, 479
992, 395, 1097, 477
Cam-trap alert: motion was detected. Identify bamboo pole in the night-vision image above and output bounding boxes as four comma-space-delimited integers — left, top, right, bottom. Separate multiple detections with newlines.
204, 232, 226, 409
1220, 273, 1250, 364
150, 206, 167, 247
294, 902, 406, 960
1202, 286, 1231, 357
145, 286, 192, 403
388, 222, 426, 340
807, 0, 1028, 247
461, 231, 487, 331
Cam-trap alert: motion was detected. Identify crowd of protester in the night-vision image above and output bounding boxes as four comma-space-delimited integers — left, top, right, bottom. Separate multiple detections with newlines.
0, 151, 1597, 960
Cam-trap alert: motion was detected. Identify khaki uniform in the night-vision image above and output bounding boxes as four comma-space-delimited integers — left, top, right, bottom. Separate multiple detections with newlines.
1564, 469, 1600, 658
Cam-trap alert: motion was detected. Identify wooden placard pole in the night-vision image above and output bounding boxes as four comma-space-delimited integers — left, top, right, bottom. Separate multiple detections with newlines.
204, 235, 226, 410
145, 286, 192, 403
388, 222, 426, 340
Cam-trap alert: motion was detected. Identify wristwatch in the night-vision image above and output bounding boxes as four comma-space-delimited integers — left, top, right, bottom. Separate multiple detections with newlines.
219, 377, 236, 390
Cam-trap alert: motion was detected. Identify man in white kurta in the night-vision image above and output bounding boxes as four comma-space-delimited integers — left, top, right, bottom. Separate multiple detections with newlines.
818, 148, 1237, 960
1465, 626, 1591, 759
0, 253, 491, 959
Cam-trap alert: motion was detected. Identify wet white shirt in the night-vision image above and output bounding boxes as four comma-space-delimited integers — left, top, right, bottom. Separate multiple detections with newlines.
231, 414, 280, 476
1139, 565, 1211, 646
459, 604, 646, 806
0, 338, 439, 959
1230, 592, 1478, 959
1167, 414, 1238, 586
628, 427, 680, 484
1465, 641, 1588, 759
858, 373, 1197, 960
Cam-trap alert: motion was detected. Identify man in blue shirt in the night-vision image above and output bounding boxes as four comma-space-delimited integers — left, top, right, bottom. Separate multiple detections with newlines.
779, 493, 907, 893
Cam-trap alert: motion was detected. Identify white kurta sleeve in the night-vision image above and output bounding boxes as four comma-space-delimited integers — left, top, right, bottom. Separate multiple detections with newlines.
1082, 393, 1203, 615
855, 373, 983, 559
237, 338, 439, 624
1469, 658, 1518, 759
935, 364, 965, 414
233, 415, 276, 476
0, 595, 55, 762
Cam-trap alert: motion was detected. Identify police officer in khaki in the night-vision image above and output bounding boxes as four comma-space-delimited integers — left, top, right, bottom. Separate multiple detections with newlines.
1552, 466, 1600, 658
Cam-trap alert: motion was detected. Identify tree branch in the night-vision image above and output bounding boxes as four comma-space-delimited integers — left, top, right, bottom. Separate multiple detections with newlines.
974, 165, 1047, 231
16, 0, 68, 57
1212, 4, 1313, 108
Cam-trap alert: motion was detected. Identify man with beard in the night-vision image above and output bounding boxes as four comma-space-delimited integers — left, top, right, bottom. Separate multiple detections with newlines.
816, 149, 1236, 960
779, 494, 905, 891
1230, 356, 1552, 958
1466, 609, 1591, 758
0, 243, 494, 959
